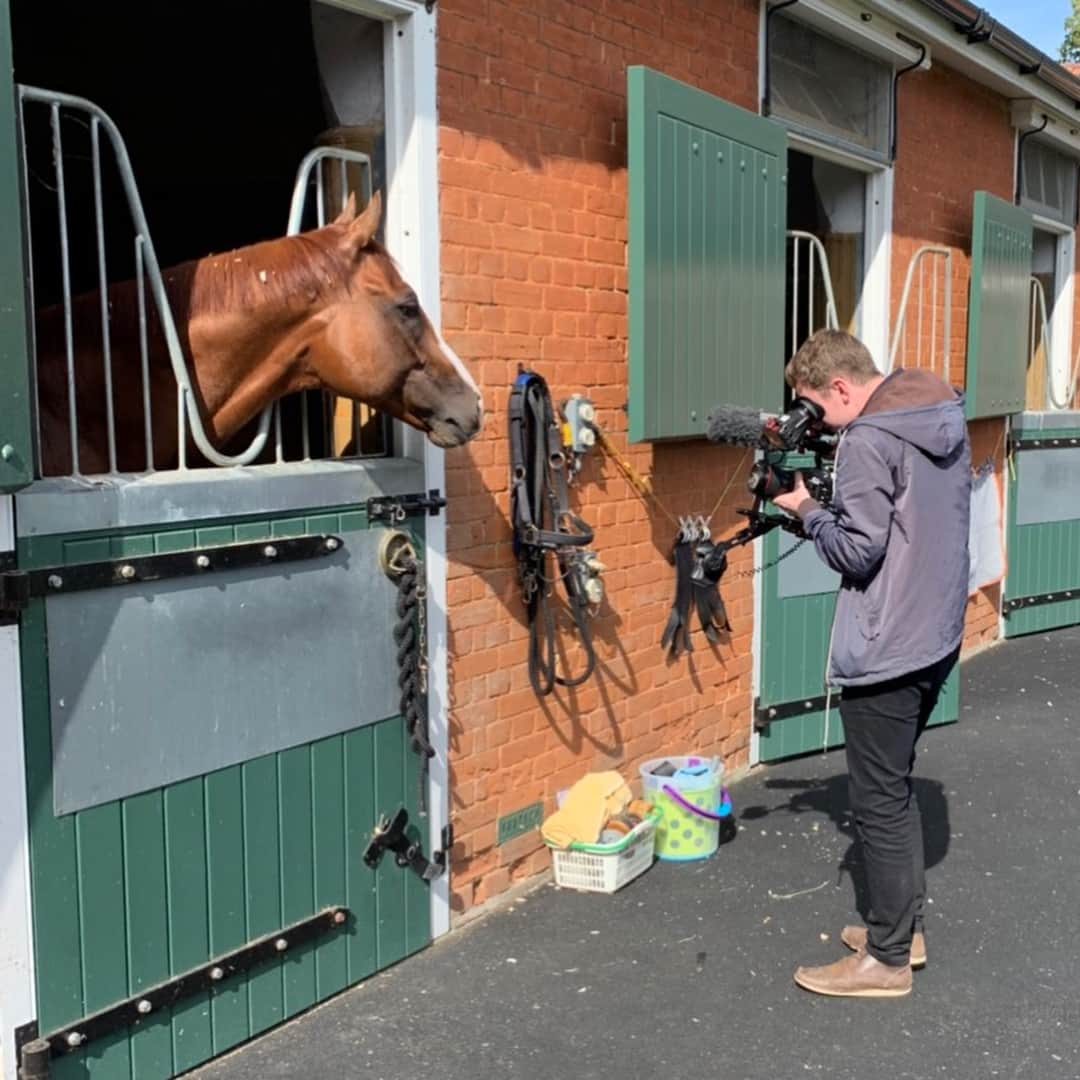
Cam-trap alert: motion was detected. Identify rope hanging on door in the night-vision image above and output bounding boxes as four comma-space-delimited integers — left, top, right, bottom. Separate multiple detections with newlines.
381, 532, 435, 810
392, 553, 435, 761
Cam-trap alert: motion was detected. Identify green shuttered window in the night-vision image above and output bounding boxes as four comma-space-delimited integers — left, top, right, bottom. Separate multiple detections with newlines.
965, 191, 1034, 419
628, 67, 787, 443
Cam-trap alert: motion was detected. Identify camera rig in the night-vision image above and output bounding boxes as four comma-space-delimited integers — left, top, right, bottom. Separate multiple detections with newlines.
704, 395, 838, 548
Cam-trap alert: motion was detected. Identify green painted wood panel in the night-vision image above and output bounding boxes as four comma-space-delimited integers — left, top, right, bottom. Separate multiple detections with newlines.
758, 522, 839, 762
19, 505, 431, 1077
0, 0, 34, 491
344, 726, 379, 983
628, 66, 787, 442
758, 520, 957, 763
312, 737, 349, 1000
965, 193, 1033, 420
1004, 430, 1080, 638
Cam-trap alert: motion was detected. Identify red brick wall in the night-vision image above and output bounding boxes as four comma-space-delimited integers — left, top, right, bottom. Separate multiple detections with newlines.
437, 0, 761, 913
891, 62, 1015, 654
438, 9, 1029, 915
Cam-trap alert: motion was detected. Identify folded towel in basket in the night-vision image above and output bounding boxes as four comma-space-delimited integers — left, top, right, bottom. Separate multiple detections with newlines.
541, 771, 632, 849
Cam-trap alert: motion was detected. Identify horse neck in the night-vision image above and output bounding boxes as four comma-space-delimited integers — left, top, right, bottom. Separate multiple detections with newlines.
181, 278, 326, 444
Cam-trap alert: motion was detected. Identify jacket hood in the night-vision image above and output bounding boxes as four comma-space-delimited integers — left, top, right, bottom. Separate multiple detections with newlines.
847, 369, 967, 460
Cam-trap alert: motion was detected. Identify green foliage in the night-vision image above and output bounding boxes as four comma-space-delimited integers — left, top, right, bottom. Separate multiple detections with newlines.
1061, 0, 1080, 64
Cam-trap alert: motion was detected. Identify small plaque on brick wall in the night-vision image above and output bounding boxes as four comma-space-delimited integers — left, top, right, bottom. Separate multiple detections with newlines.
497, 802, 544, 845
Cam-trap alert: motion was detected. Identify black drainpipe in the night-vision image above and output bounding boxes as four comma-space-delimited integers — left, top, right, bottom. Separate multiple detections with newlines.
891, 34, 928, 161
1015, 114, 1048, 204
761, 0, 800, 116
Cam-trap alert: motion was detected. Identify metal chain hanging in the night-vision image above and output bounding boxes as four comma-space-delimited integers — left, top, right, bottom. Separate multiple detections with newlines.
731, 535, 809, 579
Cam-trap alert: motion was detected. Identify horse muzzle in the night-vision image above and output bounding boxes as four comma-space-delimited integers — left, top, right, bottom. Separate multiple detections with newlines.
425, 393, 483, 447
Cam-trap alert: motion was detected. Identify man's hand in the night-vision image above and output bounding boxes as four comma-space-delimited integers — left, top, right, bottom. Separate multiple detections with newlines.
771, 471, 822, 519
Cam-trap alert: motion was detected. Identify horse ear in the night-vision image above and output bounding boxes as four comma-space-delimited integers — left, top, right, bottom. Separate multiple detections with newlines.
343, 190, 382, 252
332, 191, 358, 226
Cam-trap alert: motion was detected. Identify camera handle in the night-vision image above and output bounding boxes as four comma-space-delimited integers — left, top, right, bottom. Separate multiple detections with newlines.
715, 499, 807, 556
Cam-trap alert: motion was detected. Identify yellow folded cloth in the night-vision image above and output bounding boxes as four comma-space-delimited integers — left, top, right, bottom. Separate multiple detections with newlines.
541, 771, 633, 849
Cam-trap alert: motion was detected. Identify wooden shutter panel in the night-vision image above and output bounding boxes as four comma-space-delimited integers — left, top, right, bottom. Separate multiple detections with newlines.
628, 67, 787, 443
965, 192, 1033, 419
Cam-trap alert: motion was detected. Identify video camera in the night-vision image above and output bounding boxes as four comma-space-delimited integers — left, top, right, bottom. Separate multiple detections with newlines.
706, 397, 837, 508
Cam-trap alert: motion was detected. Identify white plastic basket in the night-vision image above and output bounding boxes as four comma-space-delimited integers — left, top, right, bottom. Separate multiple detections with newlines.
547, 812, 659, 894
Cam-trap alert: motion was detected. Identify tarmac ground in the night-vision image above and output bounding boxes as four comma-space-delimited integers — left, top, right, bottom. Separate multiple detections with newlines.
188, 626, 1080, 1080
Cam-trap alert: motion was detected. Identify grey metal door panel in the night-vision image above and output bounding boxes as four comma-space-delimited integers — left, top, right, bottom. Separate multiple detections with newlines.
777, 531, 840, 598
48, 530, 400, 814
1014, 446, 1080, 525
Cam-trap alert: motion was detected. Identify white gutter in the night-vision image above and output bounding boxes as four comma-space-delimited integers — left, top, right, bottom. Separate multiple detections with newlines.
852, 0, 1080, 128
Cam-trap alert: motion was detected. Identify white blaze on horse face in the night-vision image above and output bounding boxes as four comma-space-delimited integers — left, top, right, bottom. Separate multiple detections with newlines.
436, 330, 484, 413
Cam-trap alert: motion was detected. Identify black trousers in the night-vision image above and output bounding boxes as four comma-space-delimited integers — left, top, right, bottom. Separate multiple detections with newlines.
839, 647, 959, 967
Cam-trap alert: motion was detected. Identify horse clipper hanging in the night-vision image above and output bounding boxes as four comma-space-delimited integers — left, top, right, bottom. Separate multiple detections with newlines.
509, 371, 601, 696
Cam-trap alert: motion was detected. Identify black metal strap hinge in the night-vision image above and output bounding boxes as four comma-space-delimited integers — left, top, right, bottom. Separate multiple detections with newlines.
1004, 589, 1080, 613
755, 692, 839, 732
1008, 436, 1080, 452
0, 534, 343, 618
367, 489, 446, 525
363, 807, 452, 881
15, 906, 349, 1064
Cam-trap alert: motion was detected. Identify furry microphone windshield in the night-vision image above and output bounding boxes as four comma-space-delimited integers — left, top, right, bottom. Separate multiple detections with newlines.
705, 404, 765, 448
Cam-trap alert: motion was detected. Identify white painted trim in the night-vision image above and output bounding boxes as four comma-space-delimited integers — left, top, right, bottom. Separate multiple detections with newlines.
1032, 212, 1074, 238
0, 495, 35, 1080
1048, 230, 1076, 410
380, 2, 451, 940
861, 0, 1080, 121
319, 0, 427, 18
322, 0, 449, 939
999, 416, 1013, 640
787, 130, 882, 174
1010, 100, 1080, 160
757, 0, 768, 112
749, 528, 763, 768
861, 165, 894, 373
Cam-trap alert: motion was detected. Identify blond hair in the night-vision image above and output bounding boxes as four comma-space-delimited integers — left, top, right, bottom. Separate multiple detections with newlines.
785, 329, 880, 391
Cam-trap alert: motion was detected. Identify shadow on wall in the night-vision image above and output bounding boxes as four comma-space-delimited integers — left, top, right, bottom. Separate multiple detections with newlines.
444, 447, 635, 783
444, 431, 758, 782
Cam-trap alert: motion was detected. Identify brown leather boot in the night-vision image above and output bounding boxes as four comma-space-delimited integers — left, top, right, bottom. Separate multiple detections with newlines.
841, 925, 927, 969
794, 950, 912, 998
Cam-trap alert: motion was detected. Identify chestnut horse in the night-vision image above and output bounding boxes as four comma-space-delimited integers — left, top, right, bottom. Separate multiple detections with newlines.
34, 192, 482, 475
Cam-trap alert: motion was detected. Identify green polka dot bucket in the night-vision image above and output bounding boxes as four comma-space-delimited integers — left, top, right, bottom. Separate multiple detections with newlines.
639, 756, 732, 862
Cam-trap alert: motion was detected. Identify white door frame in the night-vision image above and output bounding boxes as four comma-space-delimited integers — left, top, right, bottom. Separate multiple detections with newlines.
325, 0, 452, 939
748, 135, 893, 767
0, 495, 35, 1080
326, 0, 450, 939
1030, 214, 1076, 411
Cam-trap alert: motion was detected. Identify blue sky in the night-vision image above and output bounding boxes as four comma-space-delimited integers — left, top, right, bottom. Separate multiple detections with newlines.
986, 1, 1070, 58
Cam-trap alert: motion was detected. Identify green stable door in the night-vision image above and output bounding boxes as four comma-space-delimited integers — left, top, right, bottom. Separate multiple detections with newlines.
18, 497, 433, 1078
1004, 416, 1080, 637
756, 514, 957, 762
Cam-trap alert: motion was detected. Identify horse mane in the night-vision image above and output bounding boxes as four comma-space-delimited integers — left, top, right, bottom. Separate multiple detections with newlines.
184, 228, 363, 317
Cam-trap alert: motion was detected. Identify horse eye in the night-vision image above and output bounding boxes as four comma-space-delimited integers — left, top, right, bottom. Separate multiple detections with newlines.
396, 296, 422, 322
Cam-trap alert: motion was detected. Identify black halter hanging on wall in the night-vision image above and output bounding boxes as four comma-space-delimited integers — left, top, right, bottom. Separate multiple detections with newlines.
508, 370, 596, 696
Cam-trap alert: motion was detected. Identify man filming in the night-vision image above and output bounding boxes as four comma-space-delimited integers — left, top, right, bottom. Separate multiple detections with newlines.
771, 329, 972, 998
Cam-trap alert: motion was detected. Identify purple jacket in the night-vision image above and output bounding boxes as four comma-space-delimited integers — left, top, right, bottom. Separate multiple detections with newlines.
802, 370, 972, 687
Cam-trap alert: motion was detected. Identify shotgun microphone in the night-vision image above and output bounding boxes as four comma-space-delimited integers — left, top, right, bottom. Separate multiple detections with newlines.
705, 404, 767, 448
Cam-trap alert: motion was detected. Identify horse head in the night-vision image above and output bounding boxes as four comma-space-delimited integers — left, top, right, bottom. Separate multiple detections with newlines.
297, 192, 483, 448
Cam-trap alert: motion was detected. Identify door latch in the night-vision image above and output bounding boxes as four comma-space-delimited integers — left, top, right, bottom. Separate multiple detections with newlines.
363, 807, 451, 882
